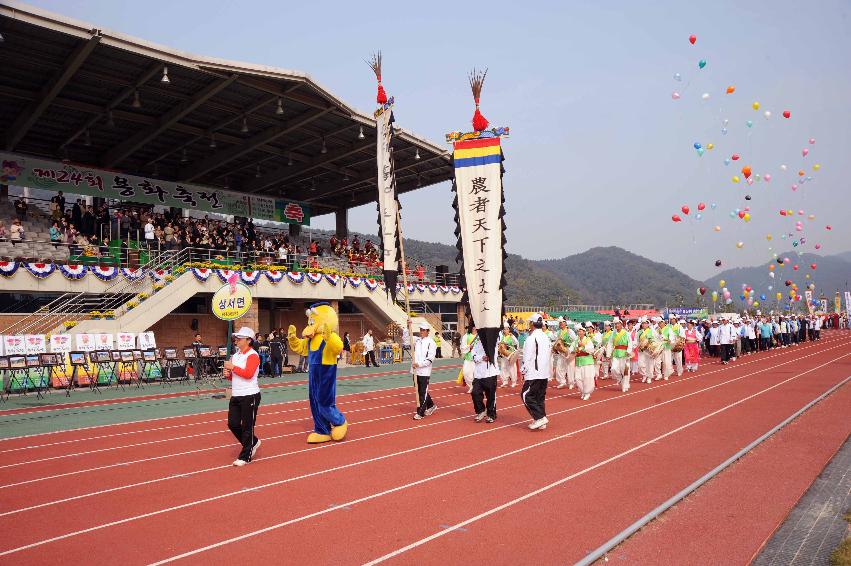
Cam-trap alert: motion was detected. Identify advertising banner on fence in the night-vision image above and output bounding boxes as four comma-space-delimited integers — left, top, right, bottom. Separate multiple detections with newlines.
664, 307, 709, 320
0, 151, 310, 225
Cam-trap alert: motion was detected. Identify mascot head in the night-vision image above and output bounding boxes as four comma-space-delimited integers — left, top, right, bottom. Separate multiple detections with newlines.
304, 302, 338, 337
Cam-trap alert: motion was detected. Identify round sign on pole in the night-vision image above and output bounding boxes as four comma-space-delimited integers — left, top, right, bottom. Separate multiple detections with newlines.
212, 282, 252, 321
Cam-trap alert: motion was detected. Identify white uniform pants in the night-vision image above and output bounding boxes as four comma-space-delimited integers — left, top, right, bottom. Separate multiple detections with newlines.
652, 353, 663, 380
577, 364, 596, 397
600, 356, 611, 378
672, 350, 683, 376
554, 353, 569, 386
462, 360, 475, 389
639, 351, 651, 381
611, 356, 628, 391
498, 355, 518, 387
661, 349, 673, 379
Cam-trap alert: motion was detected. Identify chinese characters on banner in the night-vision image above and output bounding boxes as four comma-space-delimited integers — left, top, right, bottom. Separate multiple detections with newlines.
374, 101, 400, 294
0, 152, 311, 225
805, 290, 814, 314
452, 136, 505, 356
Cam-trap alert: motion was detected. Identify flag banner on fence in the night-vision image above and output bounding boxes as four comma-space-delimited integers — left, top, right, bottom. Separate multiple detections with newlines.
448, 68, 509, 360
369, 52, 400, 299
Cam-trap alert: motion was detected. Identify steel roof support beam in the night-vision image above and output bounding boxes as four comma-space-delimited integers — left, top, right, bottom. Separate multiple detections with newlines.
180, 107, 333, 181
242, 138, 373, 194
4, 32, 101, 151
100, 74, 238, 167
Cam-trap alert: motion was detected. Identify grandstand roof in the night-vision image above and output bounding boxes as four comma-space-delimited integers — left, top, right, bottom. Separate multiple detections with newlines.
0, 1, 453, 215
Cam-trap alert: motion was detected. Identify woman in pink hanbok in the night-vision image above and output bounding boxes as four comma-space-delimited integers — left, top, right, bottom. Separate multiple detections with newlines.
684, 320, 701, 372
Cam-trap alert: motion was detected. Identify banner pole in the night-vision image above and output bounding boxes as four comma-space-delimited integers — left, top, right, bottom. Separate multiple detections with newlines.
395, 207, 416, 402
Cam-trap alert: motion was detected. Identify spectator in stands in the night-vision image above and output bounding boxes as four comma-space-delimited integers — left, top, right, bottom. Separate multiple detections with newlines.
0, 220, 6, 241
10, 218, 24, 245
14, 196, 28, 220
50, 191, 66, 214
49, 222, 62, 247
81, 205, 95, 237
71, 199, 82, 227
143, 216, 155, 248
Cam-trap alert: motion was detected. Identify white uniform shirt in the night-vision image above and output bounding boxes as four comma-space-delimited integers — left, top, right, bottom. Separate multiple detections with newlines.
709, 326, 720, 346
521, 329, 552, 381
413, 335, 436, 376
471, 339, 499, 379
231, 348, 260, 396
719, 323, 734, 345
362, 333, 374, 352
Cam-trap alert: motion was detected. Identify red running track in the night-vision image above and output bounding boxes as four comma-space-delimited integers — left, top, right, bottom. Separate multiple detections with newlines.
0, 332, 847, 565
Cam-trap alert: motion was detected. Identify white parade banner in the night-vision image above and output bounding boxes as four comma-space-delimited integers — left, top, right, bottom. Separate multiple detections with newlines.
375, 101, 400, 292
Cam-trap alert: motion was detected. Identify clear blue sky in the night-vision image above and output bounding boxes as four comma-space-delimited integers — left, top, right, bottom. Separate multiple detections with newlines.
26, 0, 851, 280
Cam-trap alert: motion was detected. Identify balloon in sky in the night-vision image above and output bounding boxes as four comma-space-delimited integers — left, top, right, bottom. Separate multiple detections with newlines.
791, 184, 798, 191
689, 35, 697, 44
681, 205, 690, 215
743, 213, 751, 222
721, 128, 728, 136
745, 195, 752, 201
746, 120, 753, 128
714, 225, 721, 232
694, 142, 702, 149
799, 170, 805, 176
672, 92, 681, 100
702, 93, 710, 100
813, 163, 821, 170
737, 211, 746, 219
699, 287, 707, 295
719, 279, 726, 287
695, 213, 703, 220
674, 72, 682, 82
742, 165, 752, 178
764, 110, 771, 119
697, 202, 706, 211
783, 110, 791, 119
760, 294, 767, 301
826, 225, 832, 230
698, 59, 706, 69
752, 102, 760, 110
809, 138, 816, 144
780, 164, 788, 171
724, 157, 731, 165
711, 203, 717, 209
802, 148, 809, 157
726, 86, 735, 94
672, 214, 682, 222
736, 241, 744, 249
707, 143, 714, 150
696, 147, 705, 156
712, 291, 718, 301
815, 243, 821, 250
764, 174, 771, 182
811, 263, 817, 270
731, 154, 740, 161
777, 292, 783, 300
732, 176, 740, 183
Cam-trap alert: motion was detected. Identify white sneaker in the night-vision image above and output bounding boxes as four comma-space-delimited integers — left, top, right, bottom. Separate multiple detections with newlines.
528, 417, 549, 430
474, 411, 487, 422
251, 438, 261, 459
556, 383, 567, 389
568, 384, 575, 390
413, 413, 423, 420
424, 405, 436, 416
232, 459, 248, 467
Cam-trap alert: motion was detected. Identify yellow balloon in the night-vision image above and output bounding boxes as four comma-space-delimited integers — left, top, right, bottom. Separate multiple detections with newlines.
752, 101, 760, 110
776, 292, 782, 300
732, 176, 740, 183
766, 234, 772, 240
754, 301, 760, 307
743, 213, 751, 222
736, 241, 744, 248
707, 143, 714, 150
813, 163, 821, 170
805, 274, 810, 279
787, 209, 794, 216
719, 279, 726, 288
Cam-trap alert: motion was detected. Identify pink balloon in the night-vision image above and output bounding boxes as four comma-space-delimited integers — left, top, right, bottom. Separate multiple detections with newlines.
809, 138, 815, 144
798, 210, 804, 215
764, 174, 771, 182
672, 92, 681, 100
747, 177, 754, 185
791, 184, 798, 191
784, 257, 791, 263
815, 243, 821, 250
826, 225, 832, 230
802, 148, 809, 157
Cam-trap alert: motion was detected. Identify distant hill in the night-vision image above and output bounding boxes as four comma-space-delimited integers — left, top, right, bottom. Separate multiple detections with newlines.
706, 251, 851, 299
534, 246, 704, 307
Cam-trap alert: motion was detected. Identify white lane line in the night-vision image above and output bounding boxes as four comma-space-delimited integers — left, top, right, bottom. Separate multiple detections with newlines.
1, 337, 842, 507
0, 383, 460, 454
0, 364, 462, 441
2, 346, 843, 558
362, 373, 851, 565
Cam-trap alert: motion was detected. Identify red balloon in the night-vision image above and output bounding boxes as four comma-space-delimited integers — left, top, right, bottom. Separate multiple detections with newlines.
810, 263, 817, 270
738, 211, 745, 219
741, 165, 752, 179
697, 202, 706, 211
780, 210, 787, 216
689, 35, 697, 45
826, 225, 832, 230
782, 110, 791, 119
681, 205, 690, 215
793, 265, 799, 271
699, 287, 707, 295
672, 214, 682, 223
731, 154, 740, 161
785, 280, 792, 286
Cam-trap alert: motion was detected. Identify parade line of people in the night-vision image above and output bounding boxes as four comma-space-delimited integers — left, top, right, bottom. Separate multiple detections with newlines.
411, 312, 833, 432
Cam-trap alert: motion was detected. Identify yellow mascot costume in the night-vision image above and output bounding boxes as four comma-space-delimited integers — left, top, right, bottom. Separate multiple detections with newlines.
288, 302, 348, 444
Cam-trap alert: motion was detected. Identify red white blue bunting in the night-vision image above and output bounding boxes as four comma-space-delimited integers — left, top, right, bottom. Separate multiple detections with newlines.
428, 284, 439, 294
416, 284, 427, 293
91, 265, 118, 281
306, 272, 323, 285
364, 278, 379, 292
24, 262, 55, 279
59, 264, 87, 280
191, 267, 212, 282
348, 276, 362, 288
265, 270, 284, 283
0, 260, 19, 277
121, 267, 145, 281
286, 271, 305, 284
450, 286, 461, 294
216, 269, 237, 283
240, 270, 261, 285
149, 269, 168, 281
439, 285, 450, 294
324, 274, 340, 286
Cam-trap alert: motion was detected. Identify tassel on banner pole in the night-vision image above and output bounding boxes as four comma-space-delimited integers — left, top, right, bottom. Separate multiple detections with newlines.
469, 68, 489, 132
367, 52, 388, 105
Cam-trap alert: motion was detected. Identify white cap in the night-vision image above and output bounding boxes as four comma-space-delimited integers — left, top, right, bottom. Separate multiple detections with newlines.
603, 320, 612, 326
654, 317, 663, 322
573, 323, 583, 331
529, 313, 543, 324
557, 316, 565, 323
418, 322, 430, 331
669, 314, 678, 320
612, 317, 622, 324
232, 327, 255, 339
585, 321, 594, 328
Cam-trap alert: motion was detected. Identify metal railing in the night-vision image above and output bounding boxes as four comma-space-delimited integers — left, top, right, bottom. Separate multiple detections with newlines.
2, 248, 185, 336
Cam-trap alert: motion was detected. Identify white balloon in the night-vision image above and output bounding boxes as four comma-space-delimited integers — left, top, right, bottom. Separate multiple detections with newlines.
702, 93, 710, 100
780, 164, 788, 171
763, 110, 771, 119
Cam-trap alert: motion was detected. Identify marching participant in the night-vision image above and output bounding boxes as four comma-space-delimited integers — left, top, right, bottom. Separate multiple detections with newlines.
223, 327, 262, 467
719, 316, 734, 364
659, 317, 675, 380
684, 319, 701, 372
460, 325, 478, 393
412, 322, 437, 420
668, 315, 685, 377
628, 319, 640, 378
553, 318, 573, 389
572, 325, 596, 400
599, 320, 614, 379
470, 328, 499, 423
610, 318, 631, 392
497, 324, 520, 387
520, 313, 551, 430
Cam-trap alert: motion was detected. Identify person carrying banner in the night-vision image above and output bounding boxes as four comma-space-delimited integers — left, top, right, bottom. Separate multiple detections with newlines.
412, 322, 437, 420
471, 332, 499, 423
520, 313, 551, 430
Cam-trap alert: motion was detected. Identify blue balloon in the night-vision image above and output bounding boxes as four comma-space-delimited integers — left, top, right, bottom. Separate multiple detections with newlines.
729, 211, 736, 218
721, 127, 728, 135
726, 298, 733, 304
724, 158, 731, 166
710, 203, 717, 209
696, 147, 705, 156
746, 120, 753, 128
740, 295, 746, 300
694, 142, 702, 149
695, 213, 703, 220
760, 294, 766, 300
674, 73, 682, 82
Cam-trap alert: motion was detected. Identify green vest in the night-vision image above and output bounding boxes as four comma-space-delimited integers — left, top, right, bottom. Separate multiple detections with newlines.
463, 333, 476, 361
661, 326, 674, 349
574, 337, 595, 367
500, 333, 518, 352
612, 329, 630, 358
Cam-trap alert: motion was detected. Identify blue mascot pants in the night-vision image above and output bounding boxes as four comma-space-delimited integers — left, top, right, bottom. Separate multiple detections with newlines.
308, 340, 346, 434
